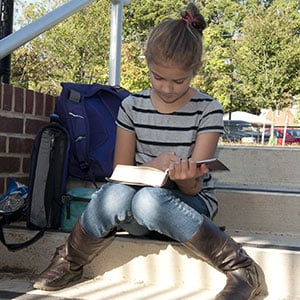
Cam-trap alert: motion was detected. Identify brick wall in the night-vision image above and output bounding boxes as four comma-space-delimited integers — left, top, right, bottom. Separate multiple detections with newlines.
0, 83, 57, 194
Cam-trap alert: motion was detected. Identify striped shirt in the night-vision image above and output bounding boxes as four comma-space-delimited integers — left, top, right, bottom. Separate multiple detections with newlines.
116, 88, 224, 218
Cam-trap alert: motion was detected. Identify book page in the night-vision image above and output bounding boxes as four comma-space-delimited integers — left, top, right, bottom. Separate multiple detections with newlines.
107, 165, 168, 187
107, 158, 229, 187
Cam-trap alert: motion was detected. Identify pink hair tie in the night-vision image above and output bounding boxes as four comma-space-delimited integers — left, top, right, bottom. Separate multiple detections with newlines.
182, 11, 195, 25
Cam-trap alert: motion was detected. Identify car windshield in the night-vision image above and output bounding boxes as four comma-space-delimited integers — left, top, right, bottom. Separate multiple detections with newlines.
228, 124, 256, 133
288, 129, 300, 137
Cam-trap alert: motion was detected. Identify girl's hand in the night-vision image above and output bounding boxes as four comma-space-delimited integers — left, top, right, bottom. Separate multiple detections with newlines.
168, 159, 209, 181
168, 159, 209, 195
144, 152, 181, 171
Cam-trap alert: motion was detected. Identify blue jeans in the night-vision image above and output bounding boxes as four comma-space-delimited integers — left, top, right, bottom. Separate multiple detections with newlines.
81, 182, 210, 243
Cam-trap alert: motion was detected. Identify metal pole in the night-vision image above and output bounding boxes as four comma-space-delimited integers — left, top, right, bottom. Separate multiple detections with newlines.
0, 0, 14, 83
109, 0, 123, 86
229, 84, 233, 120
224, 58, 233, 120
0, 0, 96, 60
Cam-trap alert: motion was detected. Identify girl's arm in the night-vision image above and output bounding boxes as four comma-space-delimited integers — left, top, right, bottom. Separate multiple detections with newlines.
169, 132, 221, 195
113, 127, 136, 168
191, 131, 220, 162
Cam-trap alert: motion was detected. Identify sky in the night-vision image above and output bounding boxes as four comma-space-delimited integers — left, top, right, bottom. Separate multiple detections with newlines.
13, 0, 70, 30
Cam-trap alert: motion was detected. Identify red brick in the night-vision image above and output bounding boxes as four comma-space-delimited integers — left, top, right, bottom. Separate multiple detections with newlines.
35, 92, 44, 116
0, 83, 3, 109
25, 118, 49, 135
23, 157, 31, 173
14, 87, 25, 113
45, 95, 56, 116
0, 116, 23, 133
0, 136, 6, 152
25, 90, 34, 114
0, 177, 4, 194
0, 157, 20, 173
3, 84, 12, 111
9, 137, 34, 154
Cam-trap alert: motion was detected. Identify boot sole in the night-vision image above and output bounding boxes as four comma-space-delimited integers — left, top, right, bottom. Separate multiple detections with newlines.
33, 273, 82, 291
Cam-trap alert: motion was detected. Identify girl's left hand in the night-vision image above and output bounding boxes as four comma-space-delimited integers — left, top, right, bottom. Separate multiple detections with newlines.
168, 159, 209, 181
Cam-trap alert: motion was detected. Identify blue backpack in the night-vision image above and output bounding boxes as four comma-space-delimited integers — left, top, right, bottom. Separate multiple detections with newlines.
55, 83, 130, 184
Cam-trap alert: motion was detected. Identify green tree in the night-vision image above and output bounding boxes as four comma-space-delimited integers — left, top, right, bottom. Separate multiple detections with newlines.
192, 0, 299, 114
10, 0, 299, 115
233, 0, 300, 111
197, 0, 244, 111
11, 0, 112, 95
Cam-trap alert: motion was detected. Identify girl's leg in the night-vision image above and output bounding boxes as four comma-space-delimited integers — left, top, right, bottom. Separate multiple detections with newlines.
34, 183, 140, 291
131, 187, 209, 242
81, 183, 143, 237
132, 187, 267, 300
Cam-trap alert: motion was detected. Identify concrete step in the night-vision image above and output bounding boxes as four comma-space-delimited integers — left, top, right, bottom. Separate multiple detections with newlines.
0, 227, 299, 300
215, 146, 300, 192
215, 189, 300, 235
213, 146, 300, 236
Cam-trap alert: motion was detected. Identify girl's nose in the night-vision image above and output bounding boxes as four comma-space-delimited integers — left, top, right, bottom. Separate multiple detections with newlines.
161, 81, 174, 93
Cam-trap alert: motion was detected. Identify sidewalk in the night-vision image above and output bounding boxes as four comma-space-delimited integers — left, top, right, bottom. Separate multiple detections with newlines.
0, 271, 290, 300
0, 271, 217, 300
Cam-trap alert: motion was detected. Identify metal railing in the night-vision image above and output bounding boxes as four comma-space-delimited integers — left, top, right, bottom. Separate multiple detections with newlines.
0, 0, 129, 85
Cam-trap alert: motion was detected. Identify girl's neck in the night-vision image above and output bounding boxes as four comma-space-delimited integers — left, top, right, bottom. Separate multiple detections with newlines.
151, 87, 195, 114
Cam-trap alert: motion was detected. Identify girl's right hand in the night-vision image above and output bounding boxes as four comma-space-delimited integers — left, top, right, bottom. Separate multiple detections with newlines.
144, 152, 181, 171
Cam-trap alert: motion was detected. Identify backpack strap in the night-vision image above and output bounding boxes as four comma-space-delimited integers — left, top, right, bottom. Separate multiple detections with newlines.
0, 220, 45, 251
66, 87, 96, 185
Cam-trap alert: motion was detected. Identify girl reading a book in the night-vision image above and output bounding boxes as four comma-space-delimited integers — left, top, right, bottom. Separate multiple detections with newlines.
34, 3, 267, 299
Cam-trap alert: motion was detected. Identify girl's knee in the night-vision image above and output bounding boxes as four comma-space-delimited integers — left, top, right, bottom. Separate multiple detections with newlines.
132, 187, 163, 220
86, 183, 136, 215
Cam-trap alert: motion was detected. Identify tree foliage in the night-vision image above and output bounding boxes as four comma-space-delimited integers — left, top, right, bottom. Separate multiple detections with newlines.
10, 0, 300, 114
231, 0, 300, 111
199, 0, 300, 113
11, 0, 112, 94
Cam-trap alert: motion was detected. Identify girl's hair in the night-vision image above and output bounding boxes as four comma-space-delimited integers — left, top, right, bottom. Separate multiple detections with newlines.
144, 3, 207, 75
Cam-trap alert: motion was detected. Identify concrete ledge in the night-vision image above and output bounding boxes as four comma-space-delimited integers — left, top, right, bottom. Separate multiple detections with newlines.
215, 146, 300, 192
215, 189, 300, 234
211, 146, 300, 237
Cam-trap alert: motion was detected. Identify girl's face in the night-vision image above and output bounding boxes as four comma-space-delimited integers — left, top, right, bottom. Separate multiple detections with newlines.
149, 62, 194, 104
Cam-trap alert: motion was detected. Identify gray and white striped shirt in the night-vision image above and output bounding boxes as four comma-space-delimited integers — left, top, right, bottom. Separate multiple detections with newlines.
116, 88, 224, 218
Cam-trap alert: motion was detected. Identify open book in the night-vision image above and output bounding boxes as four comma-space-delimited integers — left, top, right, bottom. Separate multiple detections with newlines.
106, 158, 229, 187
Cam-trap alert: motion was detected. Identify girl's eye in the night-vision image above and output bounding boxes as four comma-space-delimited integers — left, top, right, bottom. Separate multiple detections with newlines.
154, 76, 184, 84
174, 80, 184, 84
151, 71, 186, 84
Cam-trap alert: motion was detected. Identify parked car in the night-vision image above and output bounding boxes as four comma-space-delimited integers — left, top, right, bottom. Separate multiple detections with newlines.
222, 120, 262, 144
263, 128, 300, 145
289, 128, 300, 138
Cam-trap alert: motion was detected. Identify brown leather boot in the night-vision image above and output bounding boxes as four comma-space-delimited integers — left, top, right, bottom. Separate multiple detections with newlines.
183, 215, 268, 300
33, 220, 114, 291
